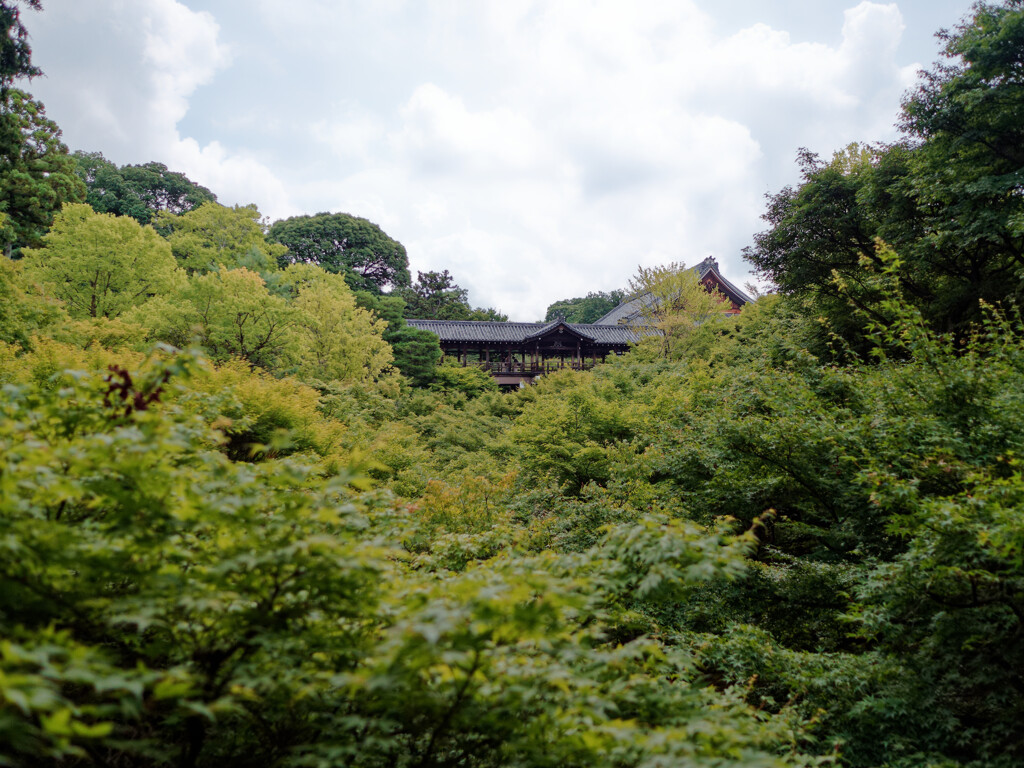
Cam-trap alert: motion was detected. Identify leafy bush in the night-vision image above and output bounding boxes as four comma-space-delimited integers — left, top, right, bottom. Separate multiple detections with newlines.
0, 352, 818, 767
430, 360, 498, 400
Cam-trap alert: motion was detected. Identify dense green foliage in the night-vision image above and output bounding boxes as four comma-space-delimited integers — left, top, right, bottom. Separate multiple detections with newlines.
22, 203, 183, 318
268, 212, 412, 293
385, 322, 443, 384
4, 255, 1024, 766
0, 88, 84, 256
353, 290, 443, 385
73, 152, 217, 225
0, 343, 820, 768
156, 202, 287, 276
0, 0, 41, 91
745, 0, 1024, 343
545, 290, 625, 323
3, 3, 1024, 767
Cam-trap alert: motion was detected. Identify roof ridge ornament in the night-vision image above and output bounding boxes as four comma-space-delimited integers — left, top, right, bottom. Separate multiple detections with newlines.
699, 255, 719, 272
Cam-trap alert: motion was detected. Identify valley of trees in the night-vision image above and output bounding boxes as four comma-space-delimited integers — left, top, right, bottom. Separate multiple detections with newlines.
2, 2, 1024, 767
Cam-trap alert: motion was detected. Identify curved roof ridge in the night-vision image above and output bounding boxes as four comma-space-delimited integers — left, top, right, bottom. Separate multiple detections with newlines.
406, 318, 541, 326
592, 258, 751, 325
523, 318, 597, 342
406, 318, 647, 345
701, 262, 754, 305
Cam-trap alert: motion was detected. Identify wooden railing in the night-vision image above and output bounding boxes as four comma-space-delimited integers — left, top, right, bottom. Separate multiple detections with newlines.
478, 360, 597, 375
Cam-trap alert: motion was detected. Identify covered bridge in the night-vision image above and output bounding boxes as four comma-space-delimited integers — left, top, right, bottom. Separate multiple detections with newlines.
407, 257, 752, 386
405, 318, 645, 386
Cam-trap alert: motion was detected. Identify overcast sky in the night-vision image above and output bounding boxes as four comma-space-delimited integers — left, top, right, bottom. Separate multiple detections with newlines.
26, 0, 977, 320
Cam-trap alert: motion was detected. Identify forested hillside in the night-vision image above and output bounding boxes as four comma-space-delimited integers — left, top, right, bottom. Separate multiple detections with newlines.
2, 2, 1024, 767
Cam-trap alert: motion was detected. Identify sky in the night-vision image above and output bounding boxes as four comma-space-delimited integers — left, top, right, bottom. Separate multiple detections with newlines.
24, 0, 978, 320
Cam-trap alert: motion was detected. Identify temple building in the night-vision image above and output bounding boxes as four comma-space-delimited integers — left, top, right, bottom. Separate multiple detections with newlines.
406, 257, 751, 386
591, 257, 751, 324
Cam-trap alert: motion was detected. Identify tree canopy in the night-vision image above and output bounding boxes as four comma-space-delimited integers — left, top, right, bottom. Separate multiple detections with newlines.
355, 289, 443, 385
281, 263, 393, 382
0, 0, 41, 94
131, 267, 293, 370
0, 344, 825, 768
8, 263, 1024, 765
0, 88, 84, 256
21, 203, 182, 319
268, 211, 412, 293
156, 202, 287, 275
627, 262, 731, 357
385, 322, 443, 385
545, 290, 626, 323
744, 1, 1024, 341
73, 152, 217, 225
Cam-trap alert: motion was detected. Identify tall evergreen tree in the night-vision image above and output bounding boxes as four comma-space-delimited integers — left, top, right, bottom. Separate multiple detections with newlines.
0, 89, 84, 256
0, 0, 41, 96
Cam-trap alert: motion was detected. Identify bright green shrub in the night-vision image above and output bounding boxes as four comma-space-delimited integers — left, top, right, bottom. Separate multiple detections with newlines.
430, 359, 498, 400
0, 352, 819, 768
0, 354, 384, 765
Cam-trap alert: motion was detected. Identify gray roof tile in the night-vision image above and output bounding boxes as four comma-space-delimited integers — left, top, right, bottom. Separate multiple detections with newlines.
593, 257, 753, 325
406, 319, 646, 345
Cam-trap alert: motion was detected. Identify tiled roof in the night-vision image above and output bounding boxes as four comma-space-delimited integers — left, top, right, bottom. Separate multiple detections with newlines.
406, 318, 645, 345
406, 258, 749, 344
707, 265, 754, 306
592, 292, 657, 326
593, 257, 753, 325
578, 324, 649, 344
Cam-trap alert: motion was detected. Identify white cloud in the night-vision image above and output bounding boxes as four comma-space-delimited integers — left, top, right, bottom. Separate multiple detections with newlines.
700, 2, 916, 121
393, 84, 547, 178
30, 0, 289, 217
283, 1, 920, 316
311, 107, 387, 165
169, 138, 295, 219
141, 0, 230, 134
27, 0, 939, 319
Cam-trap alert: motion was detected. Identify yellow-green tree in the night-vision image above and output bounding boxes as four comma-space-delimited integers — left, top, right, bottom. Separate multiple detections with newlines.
0, 256, 65, 348
628, 261, 729, 358
282, 263, 393, 382
21, 203, 182, 319
132, 267, 293, 370
155, 202, 287, 274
